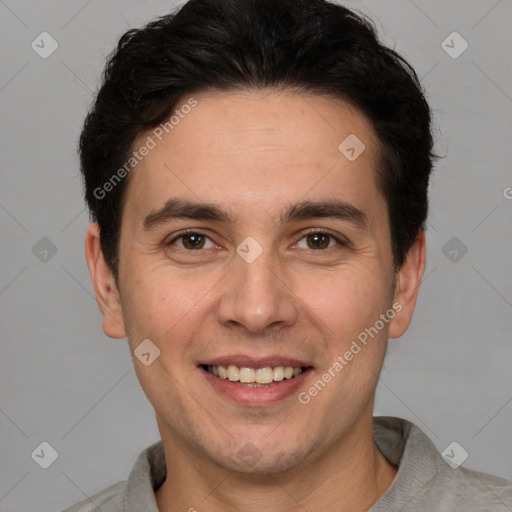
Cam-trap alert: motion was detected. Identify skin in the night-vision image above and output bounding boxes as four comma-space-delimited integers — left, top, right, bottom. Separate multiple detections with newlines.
86, 89, 426, 512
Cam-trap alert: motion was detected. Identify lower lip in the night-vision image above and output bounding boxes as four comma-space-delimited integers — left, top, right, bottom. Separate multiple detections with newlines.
199, 366, 312, 405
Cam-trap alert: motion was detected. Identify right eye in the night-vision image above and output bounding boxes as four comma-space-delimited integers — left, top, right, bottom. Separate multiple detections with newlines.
166, 231, 216, 251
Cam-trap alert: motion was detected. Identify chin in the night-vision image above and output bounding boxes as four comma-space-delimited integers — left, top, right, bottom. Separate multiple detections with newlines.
208, 441, 312, 476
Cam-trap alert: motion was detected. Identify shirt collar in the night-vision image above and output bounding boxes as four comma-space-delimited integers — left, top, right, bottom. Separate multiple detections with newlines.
370, 416, 440, 510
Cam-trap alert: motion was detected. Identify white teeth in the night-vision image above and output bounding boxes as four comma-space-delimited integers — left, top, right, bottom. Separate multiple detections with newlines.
273, 366, 284, 381
218, 365, 228, 379
256, 367, 274, 384
227, 364, 239, 381
207, 364, 304, 383
239, 367, 256, 383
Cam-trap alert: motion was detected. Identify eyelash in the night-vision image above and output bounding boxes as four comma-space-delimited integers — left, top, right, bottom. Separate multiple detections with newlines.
165, 229, 347, 252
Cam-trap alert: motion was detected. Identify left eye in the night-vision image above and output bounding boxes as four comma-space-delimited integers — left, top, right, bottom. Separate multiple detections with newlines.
296, 232, 342, 250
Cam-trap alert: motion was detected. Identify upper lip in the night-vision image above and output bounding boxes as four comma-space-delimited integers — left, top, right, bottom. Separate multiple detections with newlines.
201, 355, 312, 368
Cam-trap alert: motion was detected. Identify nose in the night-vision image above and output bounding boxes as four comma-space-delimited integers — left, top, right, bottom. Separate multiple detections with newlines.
216, 246, 299, 335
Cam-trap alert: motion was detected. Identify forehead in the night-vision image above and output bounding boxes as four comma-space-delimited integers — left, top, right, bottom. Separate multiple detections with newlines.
123, 89, 384, 225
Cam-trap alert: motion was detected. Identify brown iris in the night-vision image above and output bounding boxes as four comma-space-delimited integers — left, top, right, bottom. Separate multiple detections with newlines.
305, 233, 331, 250
181, 234, 206, 250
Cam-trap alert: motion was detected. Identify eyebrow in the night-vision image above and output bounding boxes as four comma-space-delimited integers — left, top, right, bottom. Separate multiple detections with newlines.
143, 198, 369, 231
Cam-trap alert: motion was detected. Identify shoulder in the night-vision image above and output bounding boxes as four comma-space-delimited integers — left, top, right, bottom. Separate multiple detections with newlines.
60, 480, 126, 512
427, 465, 512, 510
372, 416, 512, 511
60, 440, 165, 512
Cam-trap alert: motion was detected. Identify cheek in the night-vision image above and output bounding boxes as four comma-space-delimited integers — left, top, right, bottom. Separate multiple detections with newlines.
120, 272, 181, 343
121, 267, 219, 360
307, 265, 390, 340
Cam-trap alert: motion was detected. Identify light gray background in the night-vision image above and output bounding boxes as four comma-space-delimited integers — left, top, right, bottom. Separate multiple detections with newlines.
1, 0, 511, 510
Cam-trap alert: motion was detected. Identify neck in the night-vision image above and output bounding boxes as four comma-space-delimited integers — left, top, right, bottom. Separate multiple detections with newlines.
155, 415, 397, 512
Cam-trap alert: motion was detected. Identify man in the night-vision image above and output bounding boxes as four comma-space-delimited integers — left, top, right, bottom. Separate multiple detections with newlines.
63, 0, 512, 510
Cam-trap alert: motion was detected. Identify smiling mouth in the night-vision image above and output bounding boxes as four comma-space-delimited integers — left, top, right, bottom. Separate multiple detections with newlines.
202, 364, 306, 387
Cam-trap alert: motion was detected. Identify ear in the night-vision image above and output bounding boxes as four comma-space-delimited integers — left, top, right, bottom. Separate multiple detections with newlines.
388, 230, 426, 339
85, 223, 126, 339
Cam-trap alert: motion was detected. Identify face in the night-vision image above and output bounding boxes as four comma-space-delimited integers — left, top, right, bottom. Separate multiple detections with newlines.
87, 89, 424, 475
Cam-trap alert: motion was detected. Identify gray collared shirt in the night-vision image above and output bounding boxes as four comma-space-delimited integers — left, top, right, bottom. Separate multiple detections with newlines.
61, 416, 512, 511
